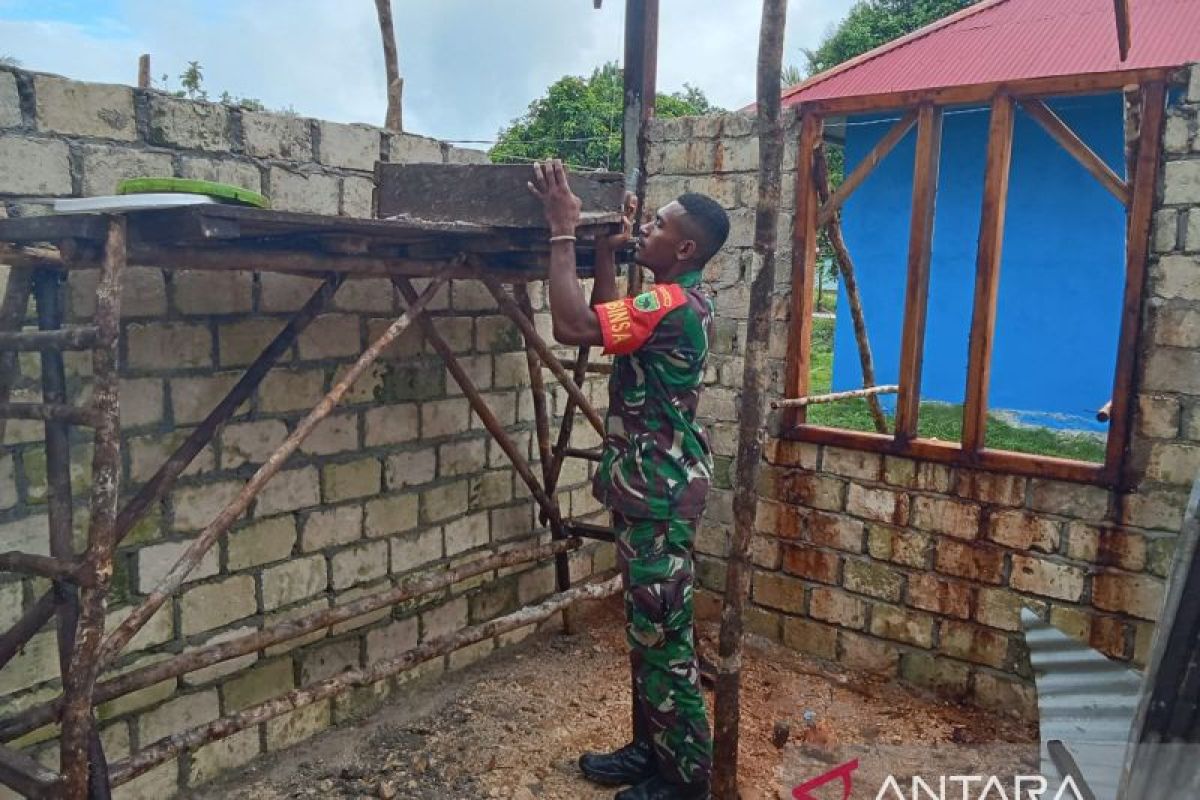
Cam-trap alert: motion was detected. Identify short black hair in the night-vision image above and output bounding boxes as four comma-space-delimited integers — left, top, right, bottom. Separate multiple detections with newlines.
676, 192, 730, 265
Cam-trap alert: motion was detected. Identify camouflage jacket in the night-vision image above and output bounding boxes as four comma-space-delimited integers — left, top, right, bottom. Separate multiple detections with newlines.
591, 270, 714, 520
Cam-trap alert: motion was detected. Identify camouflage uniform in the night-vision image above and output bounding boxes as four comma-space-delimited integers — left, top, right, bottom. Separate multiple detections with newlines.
592, 270, 714, 786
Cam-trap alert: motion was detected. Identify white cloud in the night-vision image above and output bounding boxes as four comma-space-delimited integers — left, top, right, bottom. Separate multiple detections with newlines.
1, 0, 854, 143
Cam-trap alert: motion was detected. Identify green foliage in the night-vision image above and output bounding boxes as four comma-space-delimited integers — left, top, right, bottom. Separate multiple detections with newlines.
490, 62, 721, 170
178, 60, 206, 100
804, 0, 981, 75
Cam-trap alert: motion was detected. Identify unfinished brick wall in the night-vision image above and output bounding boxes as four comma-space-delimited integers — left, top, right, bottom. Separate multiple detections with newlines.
0, 67, 612, 798
647, 64, 1200, 718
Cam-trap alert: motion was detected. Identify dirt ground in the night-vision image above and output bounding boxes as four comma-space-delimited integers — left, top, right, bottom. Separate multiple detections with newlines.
189, 596, 1036, 800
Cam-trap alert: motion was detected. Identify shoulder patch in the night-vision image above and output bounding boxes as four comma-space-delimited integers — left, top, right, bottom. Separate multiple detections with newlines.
593, 284, 687, 356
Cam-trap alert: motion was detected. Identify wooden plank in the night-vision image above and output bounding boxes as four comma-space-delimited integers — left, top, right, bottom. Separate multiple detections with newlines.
0, 214, 108, 244
375, 163, 624, 227
962, 95, 1016, 454
1114, 0, 1132, 62
782, 424, 1105, 484
801, 67, 1174, 116
817, 109, 917, 228
1104, 81, 1167, 486
781, 112, 824, 430
894, 105, 944, 440
1020, 99, 1129, 205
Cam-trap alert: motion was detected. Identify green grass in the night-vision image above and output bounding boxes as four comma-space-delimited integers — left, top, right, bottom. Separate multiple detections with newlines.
805, 316, 1106, 463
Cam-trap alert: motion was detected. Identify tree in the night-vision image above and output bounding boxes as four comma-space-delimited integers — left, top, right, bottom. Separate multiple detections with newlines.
490, 62, 721, 170
179, 60, 206, 100
0, 55, 20, 68
373, 0, 403, 130
804, 0, 980, 75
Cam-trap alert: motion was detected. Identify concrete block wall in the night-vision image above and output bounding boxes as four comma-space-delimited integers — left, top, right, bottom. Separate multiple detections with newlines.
0, 67, 612, 798
647, 64, 1200, 718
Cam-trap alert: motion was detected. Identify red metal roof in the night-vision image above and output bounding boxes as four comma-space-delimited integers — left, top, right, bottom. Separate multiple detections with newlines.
782, 0, 1200, 107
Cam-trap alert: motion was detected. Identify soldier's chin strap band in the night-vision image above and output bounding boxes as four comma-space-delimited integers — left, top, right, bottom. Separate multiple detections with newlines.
594, 283, 687, 356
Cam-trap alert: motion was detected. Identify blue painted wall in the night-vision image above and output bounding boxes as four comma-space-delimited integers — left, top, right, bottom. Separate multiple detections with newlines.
832, 94, 1128, 431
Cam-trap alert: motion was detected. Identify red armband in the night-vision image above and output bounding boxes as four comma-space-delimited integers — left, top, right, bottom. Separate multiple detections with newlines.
593, 284, 687, 356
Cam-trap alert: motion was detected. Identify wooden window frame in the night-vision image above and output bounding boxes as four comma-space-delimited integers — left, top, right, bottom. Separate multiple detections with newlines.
780, 70, 1171, 487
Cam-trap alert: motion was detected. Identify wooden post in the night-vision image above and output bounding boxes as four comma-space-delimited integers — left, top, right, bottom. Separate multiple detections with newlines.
137, 55, 150, 89
30, 270, 112, 799
513, 283, 572, 597
59, 216, 124, 799
1105, 82, 1167, 486
894, 104, 944, 440
373, 0, 403, 130
814, 146, 888, 433
781, 112, 824, 430
623, 0, 659, 295
962, 95, 1015, 454
713, 1, 787, 796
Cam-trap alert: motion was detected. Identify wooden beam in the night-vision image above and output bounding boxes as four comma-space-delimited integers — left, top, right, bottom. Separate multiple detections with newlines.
1114, 0, 1132, 62
817, 109, 917, 228
1020, 99, 1130, 205
800, 67, 1174, 116
623, 0, 659, 294
781, 112, 824, 430
783, 424, 1105, 484
1104, 81, 1167, 486
894, 105, 944, 440
962, 95, 1016, 454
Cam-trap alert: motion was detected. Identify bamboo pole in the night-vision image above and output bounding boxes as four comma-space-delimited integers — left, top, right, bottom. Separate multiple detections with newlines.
109, 575, 622, 786
814, 146, 889, 433
98, 275, 447, 668
0, 539, 582, 742
713, 2, 788, 796
771, 384, 898, 408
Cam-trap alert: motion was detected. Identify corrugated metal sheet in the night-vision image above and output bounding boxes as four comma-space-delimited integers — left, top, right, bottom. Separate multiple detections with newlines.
1021, 609, 1143, 800
784, 0, 1200, 106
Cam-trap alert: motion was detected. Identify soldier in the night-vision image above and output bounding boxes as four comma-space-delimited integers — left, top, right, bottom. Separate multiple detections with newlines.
527, 160, 729, 800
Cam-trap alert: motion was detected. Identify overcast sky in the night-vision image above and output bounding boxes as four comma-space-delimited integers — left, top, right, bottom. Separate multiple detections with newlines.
0, 0, 856, 146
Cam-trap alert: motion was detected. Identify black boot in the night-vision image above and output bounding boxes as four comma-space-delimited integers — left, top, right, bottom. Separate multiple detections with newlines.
579, 740, 657, 786
615, 774, 710, 800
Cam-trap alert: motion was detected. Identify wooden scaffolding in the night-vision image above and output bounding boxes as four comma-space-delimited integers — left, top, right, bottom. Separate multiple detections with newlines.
0, 204, 627, 798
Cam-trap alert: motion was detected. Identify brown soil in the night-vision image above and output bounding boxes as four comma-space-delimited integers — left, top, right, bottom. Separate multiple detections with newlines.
188, 596, 1035, 800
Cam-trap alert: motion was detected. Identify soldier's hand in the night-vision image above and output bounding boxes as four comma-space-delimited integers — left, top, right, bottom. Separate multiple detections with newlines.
527, 159, 582, 237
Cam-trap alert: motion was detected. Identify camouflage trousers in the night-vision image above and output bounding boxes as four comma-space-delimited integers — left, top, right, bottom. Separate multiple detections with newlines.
614, 513, 712, 786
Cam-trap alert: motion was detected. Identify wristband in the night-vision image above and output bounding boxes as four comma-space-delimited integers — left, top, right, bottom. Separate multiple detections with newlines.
549, 234, 577, 244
